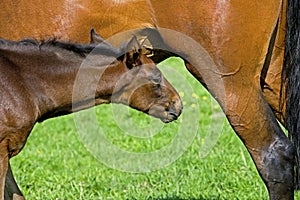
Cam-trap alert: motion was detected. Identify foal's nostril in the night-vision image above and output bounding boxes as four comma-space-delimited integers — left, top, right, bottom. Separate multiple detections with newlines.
169, 112, 179, 120
167, 103, 182, 120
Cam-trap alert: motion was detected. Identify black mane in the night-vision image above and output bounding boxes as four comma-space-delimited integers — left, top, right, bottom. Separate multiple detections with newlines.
41, 39, 121, 57
0, 38, 121, 58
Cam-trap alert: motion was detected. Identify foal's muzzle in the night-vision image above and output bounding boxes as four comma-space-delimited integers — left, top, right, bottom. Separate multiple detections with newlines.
163, 100, 183, 123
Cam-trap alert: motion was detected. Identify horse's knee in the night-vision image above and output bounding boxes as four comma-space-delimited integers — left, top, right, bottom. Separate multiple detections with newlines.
262, 137, 294, 179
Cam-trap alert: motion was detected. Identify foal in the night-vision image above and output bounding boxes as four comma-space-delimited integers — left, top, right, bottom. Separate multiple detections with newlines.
0, 36, 182, 200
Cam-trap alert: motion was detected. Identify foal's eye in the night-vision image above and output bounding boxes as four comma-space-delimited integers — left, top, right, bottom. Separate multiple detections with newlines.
151, 71, 162, 85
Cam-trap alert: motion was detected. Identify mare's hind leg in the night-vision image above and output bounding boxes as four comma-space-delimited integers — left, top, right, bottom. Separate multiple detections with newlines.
4, 164, 24, 200
223, 86, 294, 199
185, 61, 294, 199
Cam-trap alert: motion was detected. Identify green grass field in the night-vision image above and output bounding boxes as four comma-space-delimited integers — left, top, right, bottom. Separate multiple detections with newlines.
10, 58, 300, 199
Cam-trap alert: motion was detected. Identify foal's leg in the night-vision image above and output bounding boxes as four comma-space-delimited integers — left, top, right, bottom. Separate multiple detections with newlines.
0, 141, 9, 200
0, 127, 32, 200
4, 164, 24, 200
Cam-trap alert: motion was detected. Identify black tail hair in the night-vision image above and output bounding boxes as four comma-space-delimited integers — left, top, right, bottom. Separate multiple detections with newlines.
283, 0, 300, 190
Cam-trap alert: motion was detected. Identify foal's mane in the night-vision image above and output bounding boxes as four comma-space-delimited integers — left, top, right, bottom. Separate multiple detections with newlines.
0, 38, 121, 58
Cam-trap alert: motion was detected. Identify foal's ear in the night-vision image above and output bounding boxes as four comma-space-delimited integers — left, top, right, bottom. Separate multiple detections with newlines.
90, 28, 106, 44
124, 36, 142, 68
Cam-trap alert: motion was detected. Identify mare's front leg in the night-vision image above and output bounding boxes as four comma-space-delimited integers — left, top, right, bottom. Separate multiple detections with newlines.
4, 164, 24, 200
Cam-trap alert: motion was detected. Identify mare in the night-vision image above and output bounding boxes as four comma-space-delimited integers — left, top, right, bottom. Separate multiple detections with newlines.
1, 0, 299, 199
0, 35, 182, 200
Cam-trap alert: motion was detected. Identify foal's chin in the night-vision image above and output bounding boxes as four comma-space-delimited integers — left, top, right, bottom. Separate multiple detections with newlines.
160, 115, 178, 123
149, 111, 179, 123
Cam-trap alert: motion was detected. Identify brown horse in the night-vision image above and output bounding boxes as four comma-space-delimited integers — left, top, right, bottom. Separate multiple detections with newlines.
1, 0, 300, 199
0, 35, 182, 200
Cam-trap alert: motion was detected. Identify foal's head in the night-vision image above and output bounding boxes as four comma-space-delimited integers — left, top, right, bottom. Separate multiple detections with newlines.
92, 33, 182, 123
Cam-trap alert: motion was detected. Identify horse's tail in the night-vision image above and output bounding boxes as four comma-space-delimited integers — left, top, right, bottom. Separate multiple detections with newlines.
283, 0, 300, 190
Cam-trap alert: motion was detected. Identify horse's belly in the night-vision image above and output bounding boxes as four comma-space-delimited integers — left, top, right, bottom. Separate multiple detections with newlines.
0, 0, 154, 42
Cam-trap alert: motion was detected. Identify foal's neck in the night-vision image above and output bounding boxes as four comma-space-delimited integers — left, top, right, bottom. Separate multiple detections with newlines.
1, 41, 122, 121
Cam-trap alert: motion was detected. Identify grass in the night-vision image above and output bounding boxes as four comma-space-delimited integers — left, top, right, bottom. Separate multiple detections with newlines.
10, 58, 299, 199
